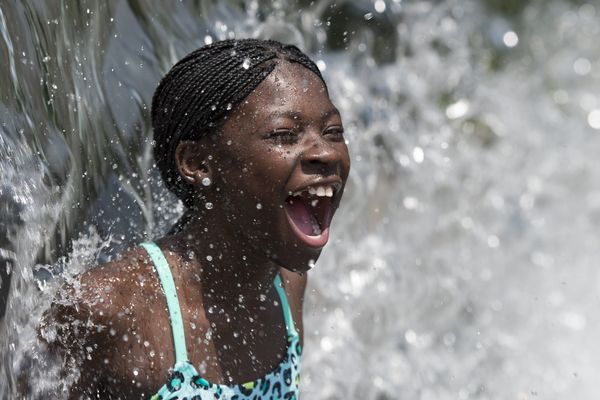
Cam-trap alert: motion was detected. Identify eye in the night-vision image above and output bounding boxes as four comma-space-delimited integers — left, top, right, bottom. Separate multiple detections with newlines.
265, 129, 299, 144
323, 126, 344, 140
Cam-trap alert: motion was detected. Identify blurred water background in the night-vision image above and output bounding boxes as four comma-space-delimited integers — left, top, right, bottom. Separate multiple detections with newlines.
1, 0, 600, 398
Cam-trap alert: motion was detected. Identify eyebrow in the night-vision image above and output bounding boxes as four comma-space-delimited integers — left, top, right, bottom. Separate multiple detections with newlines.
322, 108, 341, 119
268, 108, 341, 120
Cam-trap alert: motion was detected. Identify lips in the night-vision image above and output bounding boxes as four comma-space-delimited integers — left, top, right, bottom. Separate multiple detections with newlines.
283, 182, 341, 248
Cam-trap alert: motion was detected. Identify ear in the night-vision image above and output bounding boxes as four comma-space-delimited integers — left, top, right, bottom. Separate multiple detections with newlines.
175, 140, 212, 187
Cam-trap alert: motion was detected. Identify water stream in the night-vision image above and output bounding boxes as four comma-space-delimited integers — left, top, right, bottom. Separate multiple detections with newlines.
1, 0, 599, 398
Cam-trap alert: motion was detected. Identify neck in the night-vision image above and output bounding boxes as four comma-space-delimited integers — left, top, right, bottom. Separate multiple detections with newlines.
162, 208, 280, 308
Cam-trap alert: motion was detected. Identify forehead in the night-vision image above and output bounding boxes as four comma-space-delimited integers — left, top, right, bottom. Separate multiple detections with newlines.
226, 61, 334, 127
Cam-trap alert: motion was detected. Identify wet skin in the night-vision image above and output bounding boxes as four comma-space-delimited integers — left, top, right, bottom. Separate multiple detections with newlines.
38, 62, 350, 399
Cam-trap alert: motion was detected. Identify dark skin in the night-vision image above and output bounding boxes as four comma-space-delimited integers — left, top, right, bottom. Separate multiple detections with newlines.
37, 61, 350, 399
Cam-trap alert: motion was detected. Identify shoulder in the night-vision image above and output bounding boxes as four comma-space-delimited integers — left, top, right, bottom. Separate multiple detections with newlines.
42, 246, 159, 333
39, 246, 167, 394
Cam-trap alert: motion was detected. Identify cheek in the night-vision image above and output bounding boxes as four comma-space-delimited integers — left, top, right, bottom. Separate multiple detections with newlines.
338, 144, 351, 178
249, 147, 296, 186
214, 138, 299, 203
219, 152, 292, 211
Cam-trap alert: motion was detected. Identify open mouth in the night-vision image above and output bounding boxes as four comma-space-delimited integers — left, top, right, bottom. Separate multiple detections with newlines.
284, 183, 341, 248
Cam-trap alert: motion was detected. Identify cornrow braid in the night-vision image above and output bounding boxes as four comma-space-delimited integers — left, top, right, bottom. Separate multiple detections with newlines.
151, 38, 327, 207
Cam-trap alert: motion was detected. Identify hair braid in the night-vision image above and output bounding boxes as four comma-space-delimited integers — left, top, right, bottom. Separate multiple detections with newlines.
151, 38, 327, 207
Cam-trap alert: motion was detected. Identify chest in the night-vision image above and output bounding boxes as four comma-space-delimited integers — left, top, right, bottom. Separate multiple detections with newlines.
100, 301, 291, 398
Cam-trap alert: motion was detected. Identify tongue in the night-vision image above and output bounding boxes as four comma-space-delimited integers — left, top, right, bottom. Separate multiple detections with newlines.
285, 198, 320, 236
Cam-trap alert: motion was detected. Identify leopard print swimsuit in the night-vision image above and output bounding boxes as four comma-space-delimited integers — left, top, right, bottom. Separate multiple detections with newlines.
141, 242, 301, 400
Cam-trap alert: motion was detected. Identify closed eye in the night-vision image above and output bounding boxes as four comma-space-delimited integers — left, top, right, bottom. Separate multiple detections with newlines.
265, 129, 299, 144
323, 126, 344, 140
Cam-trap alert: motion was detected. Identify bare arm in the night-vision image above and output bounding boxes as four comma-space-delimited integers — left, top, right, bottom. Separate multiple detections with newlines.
35, 284, 113, 399
34, 250, 175, 399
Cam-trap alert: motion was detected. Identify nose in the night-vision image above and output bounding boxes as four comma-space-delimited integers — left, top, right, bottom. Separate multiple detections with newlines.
300, 136, 341, 175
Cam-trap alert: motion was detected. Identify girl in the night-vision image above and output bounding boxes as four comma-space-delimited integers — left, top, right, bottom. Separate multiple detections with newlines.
40, 39, 350, 399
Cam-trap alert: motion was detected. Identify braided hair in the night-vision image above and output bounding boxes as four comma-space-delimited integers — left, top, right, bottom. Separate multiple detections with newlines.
151, 38, 327, 208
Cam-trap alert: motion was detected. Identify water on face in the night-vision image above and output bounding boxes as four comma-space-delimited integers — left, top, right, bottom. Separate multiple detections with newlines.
1, 0, 600, 398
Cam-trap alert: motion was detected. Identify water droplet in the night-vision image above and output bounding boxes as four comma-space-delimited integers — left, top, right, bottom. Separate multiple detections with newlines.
226, 103, 232, 110
403, 196, 419, 210
210, 104, 217, 111
443, 332, 456, 347
122, 334, 129, 342
202, 177, 211, 186
307, 259, 316, 269
208, 306, 215, 314
233, 331, 239, 338
588, 109, 600, 129
204, 35, 213, 45
574, 57, 591, 76
412, 147, 424, 163
256, 203, 262, 209
405, 330, 417, 344
205, 202, 213, 210
502, 31, 519, 47
374, 0, 386, 13
320, 336, 334, 352
109, 328, 116, 336
364, 12, 373, 20
446, 100, 470, 119
242, 58, 250, 69
143, 341, 149, 347
133, 368, 139, 376
487, 235, 500, 248
206, 255, 213, 262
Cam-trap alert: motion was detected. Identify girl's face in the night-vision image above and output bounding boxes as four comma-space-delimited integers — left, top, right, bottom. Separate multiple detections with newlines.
210, 61, 350, 272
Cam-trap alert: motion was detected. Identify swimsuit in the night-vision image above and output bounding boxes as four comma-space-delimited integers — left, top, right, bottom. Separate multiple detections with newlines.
140, 242, 301, 400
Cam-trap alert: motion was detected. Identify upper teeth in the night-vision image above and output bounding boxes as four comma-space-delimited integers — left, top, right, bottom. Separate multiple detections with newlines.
292, 184, 337, 198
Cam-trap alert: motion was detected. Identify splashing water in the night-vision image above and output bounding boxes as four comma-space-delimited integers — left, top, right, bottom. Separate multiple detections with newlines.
1, 0, 600, 398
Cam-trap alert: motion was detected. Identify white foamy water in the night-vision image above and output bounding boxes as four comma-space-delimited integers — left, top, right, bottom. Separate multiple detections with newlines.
1, 0, 599, 398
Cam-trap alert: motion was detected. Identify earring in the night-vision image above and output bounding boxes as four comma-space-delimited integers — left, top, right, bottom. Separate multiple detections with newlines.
201, 177, 211, 187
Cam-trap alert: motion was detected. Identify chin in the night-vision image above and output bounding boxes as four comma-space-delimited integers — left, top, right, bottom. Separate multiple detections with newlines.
271, 246, 322, 274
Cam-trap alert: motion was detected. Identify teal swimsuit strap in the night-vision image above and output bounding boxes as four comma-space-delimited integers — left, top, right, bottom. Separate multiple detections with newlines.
141, 242, 297, 364
274, 274, 297, 338
140, 242, 188, 363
